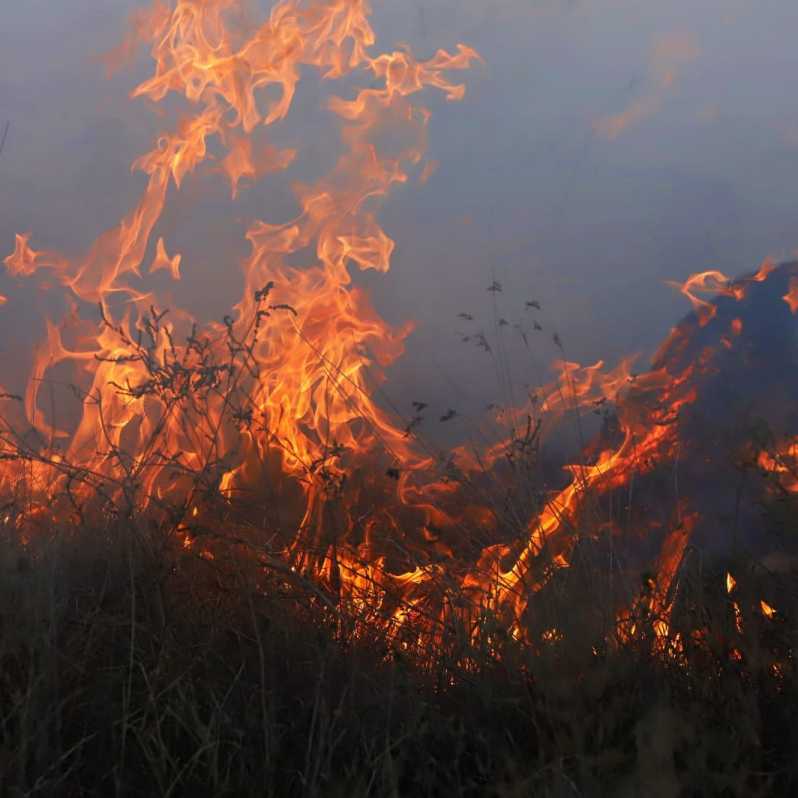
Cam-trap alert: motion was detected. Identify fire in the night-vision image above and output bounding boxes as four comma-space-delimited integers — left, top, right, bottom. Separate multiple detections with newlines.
0, 0, 482, 636
667, 269, 743, 327
150, 237, 182, 280
1, 0, 796, 667
783, 277, 798, 314
3, 1, 476, 476
753, 257, 776, 282
758, 438, 798, 493
732, 601, 744, 634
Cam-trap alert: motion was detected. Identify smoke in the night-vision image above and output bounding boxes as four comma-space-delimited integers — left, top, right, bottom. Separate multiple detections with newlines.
593, 32, 700, 140
2, 0, 798, 445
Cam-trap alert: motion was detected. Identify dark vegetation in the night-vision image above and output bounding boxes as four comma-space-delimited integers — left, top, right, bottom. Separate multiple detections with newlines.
0, 507, 796, 797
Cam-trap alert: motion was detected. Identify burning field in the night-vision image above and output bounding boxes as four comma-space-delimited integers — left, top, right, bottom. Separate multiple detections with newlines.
1, 1, 797, 795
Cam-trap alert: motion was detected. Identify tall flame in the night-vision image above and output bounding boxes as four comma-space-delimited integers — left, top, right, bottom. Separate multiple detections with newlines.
1, 0, 795, 662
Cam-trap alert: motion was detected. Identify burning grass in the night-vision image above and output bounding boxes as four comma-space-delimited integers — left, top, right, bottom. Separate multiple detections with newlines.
2, 263, 798, 794
2, 266, 798, 794
2, 0, 798, 793
0, 499, 796, 796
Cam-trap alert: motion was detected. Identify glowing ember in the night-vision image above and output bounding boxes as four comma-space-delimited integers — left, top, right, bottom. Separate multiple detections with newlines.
760, 599, 777, 619
732, 601, 744, 634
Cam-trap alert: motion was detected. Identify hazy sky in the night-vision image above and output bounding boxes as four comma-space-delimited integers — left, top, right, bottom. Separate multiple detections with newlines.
2, 0, 798, 435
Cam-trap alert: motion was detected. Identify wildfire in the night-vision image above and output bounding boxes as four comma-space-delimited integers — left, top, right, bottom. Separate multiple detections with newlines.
1, 0, 796, 667
667, 269, 744, 327
783, 277, 798, 314
758, 438, 798, 493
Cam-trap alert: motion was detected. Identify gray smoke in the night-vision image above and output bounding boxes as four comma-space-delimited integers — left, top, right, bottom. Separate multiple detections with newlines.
2, 0, 798, 445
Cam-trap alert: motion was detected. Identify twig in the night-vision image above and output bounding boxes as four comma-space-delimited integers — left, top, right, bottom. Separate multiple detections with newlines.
0, 121, 10, 158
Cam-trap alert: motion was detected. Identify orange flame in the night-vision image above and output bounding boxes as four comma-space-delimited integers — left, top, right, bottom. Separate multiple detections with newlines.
0, 0, 792, 664
667, 270, 743, 327
782, 277, 798, 314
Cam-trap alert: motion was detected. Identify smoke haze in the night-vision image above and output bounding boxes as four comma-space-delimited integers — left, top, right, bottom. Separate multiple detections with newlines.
2, 0, 798, 438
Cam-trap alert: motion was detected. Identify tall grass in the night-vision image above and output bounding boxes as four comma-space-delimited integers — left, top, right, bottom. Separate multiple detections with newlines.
0, 504, 795, 796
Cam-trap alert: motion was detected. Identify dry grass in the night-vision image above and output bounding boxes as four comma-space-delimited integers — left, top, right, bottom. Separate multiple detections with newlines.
0, 508, 795, 797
